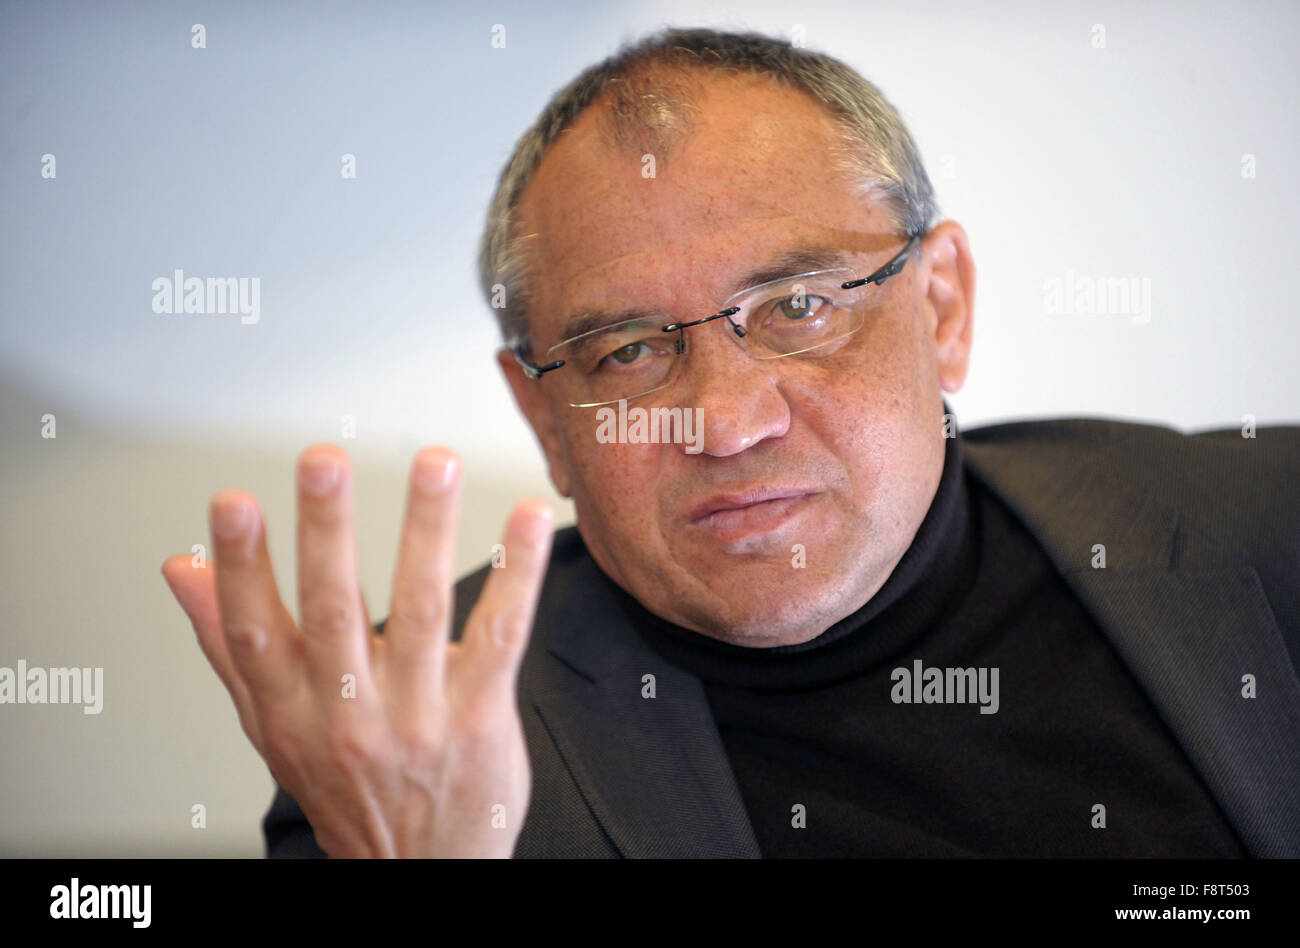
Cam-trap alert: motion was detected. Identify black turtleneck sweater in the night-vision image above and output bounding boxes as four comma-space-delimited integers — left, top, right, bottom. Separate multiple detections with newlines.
608, 429, 1247, 857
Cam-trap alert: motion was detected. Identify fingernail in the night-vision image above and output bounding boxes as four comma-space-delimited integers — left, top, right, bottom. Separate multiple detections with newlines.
211, 498, 250, 540
300, 457, 340, 496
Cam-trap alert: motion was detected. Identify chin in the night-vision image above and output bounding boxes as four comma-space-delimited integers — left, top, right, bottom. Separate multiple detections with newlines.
682, 574, 866, 647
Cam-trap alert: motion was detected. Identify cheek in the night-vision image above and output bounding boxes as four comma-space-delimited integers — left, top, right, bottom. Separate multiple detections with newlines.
795, 330, 913, 440
788, 312, 930, 500
560, 418, 668, 536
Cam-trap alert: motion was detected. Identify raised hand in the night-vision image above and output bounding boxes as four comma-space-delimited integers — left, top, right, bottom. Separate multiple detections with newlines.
161, 445, 553, 857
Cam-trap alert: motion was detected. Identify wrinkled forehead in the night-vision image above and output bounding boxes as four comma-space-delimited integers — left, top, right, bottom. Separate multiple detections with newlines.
519, 209, 901, 348
516, 182, 899, 346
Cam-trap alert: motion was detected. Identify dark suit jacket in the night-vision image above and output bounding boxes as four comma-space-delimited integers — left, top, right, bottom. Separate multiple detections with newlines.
264, 416, 1300, 857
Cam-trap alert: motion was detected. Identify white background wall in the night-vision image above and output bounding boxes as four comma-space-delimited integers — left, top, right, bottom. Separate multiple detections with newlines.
2, 0, 1296, 855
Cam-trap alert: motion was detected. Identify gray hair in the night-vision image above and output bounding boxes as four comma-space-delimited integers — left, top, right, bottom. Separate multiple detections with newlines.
478, 27, 940, 352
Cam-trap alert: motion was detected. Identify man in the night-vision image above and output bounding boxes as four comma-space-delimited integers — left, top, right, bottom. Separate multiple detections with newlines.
162, 28, 1300, 858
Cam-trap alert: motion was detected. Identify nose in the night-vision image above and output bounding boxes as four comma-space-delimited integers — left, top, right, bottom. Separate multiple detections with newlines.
678, 321, 791, 458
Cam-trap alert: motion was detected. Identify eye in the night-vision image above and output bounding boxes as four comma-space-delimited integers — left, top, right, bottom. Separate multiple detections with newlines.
595, 340, 659, 372
610, 342, 643, 364
777, 294, 829, 320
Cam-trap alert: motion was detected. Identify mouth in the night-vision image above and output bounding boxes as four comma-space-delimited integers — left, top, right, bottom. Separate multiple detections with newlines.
686, 487, 817, 542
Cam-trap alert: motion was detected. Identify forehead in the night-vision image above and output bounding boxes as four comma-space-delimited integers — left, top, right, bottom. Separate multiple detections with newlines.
513, 73, 896, 342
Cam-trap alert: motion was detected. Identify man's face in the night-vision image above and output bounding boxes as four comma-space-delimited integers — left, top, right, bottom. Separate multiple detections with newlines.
503, 73, 974, 646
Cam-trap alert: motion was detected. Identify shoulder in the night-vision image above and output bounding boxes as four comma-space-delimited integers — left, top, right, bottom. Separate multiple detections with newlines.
964, 411, 1297, 456
962, 412, 1299, 479
962, 413, 1300, 560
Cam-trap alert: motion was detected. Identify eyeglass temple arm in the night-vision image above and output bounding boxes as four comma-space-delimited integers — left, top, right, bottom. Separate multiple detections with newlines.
664, 230, 923, 333
840, 231, 923, 290
662, 306, 745, 337
512, 345, 565, 380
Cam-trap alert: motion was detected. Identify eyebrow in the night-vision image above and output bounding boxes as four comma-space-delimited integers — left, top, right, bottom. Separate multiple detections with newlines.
560, 309, 662, 344
554, 246, 856, 343
725, 247, 856, 297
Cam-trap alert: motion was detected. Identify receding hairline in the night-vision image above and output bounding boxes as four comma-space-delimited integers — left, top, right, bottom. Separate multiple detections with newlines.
506, 67, 876, 316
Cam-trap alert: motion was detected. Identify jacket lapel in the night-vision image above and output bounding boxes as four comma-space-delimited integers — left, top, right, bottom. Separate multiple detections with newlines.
964, 430, 1300, 857
532, 554, 761, 857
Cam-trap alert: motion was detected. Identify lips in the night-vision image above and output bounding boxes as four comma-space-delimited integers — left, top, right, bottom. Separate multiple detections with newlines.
686, 486, 816, 523
684, 486, 819, 544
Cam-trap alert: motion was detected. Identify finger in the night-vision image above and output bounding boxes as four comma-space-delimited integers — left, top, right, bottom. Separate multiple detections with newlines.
384, 447, 462, 713
161, 552, 256, 716
207, 490, 301, 705
295, 444, 374, 703
456, 499, 553, 701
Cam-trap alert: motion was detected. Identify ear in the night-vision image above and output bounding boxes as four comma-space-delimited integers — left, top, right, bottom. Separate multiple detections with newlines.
917, 220, 976, 393
497, 348, 573, 498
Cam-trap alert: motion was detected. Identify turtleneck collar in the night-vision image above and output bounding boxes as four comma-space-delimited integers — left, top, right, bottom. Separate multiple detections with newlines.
603, 415, 979, 692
